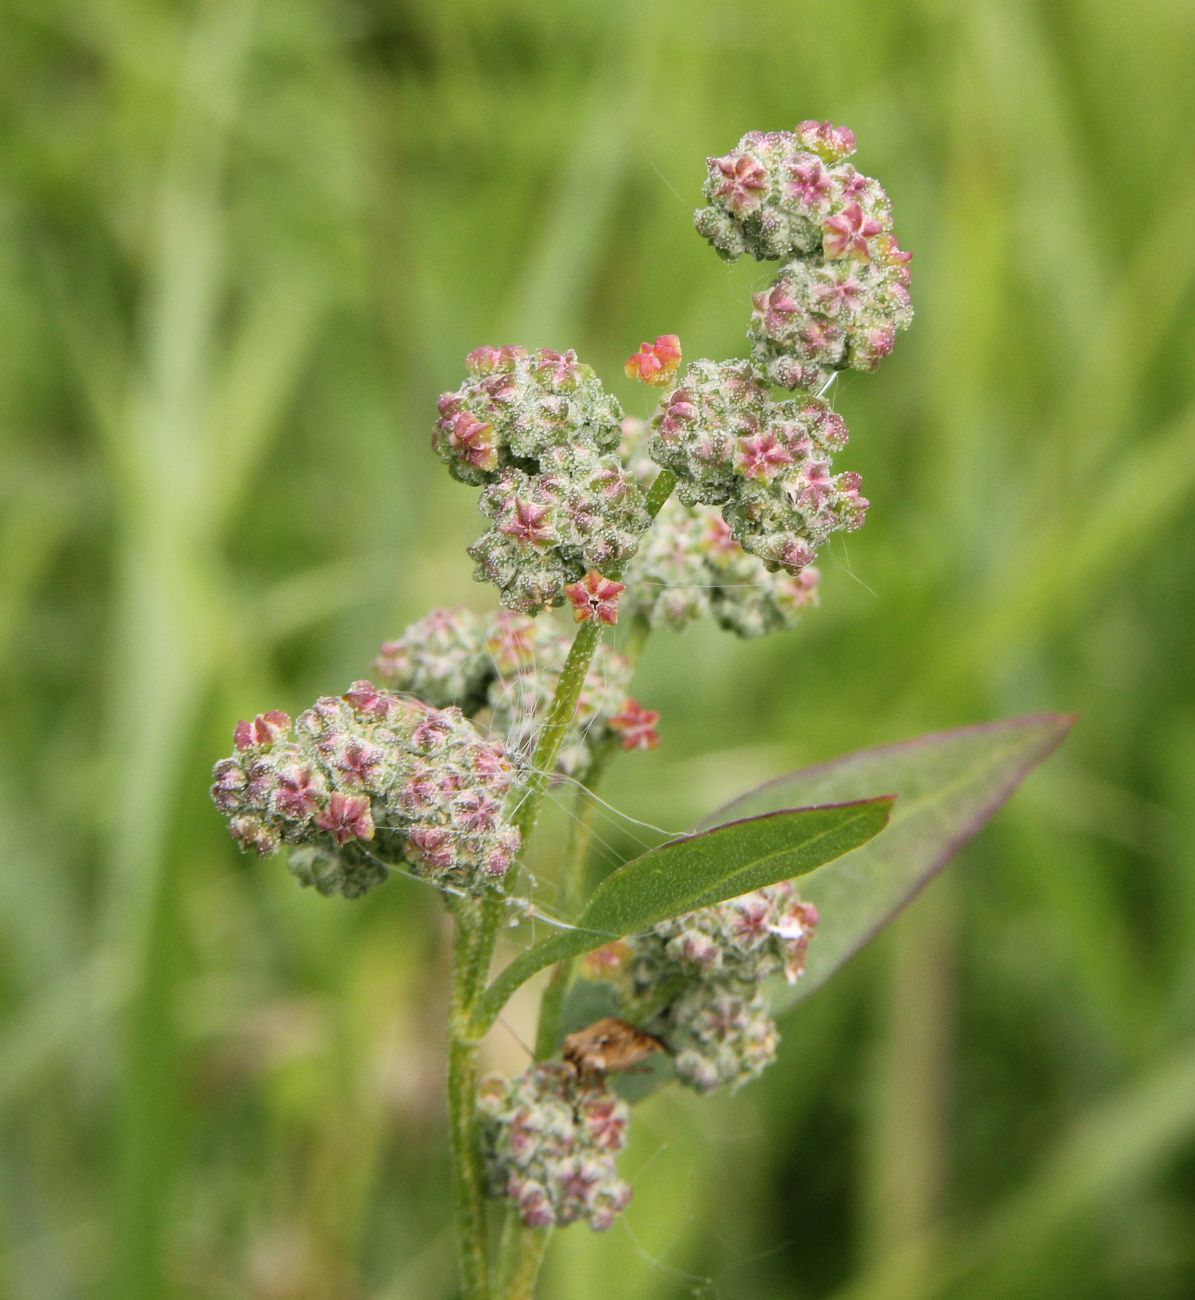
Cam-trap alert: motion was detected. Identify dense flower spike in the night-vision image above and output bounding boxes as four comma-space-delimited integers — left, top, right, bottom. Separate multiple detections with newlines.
648, 359, 866, 574
611, 882, 819, 1092
209, 685, 521, 897
693, 121, 912, 391
479, 1064, 633, 1231
435, 347, 651, 613
668, 984, 779, 1093
634, 883, 819, 991
624, 492, 822, 637
624, 334, 682, 386
694, 123, 885, 264
372, 609, 654, 777
434, 346, 623, 486
372, 607, 491, 712
467, 445, 649, 615
748, 246, 912, 390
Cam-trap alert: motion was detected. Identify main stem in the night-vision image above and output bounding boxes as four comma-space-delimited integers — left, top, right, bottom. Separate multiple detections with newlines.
448, 911, 491, 1299
447, 469, 675, 1297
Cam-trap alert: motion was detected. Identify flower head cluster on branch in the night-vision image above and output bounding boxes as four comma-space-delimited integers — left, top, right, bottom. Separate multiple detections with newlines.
598, 883, 820, 1093
373, 607, 657, 776
210, 683, 521, 897
694, 120, 912, 392
620, 416, 821, 635
478, 1063, 632, 1231
434, 346, 650, 614
647, 358, 867, 576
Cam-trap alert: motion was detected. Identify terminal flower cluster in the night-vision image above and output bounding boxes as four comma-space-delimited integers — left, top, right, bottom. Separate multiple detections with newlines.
209, 682, 520, 897
373, 607, 657, 776
694, 120, 912, 392
647, 358, 867, 575
478, 1063, 632, 1231
621, 883, 819, 1092
434, 346, 649, 613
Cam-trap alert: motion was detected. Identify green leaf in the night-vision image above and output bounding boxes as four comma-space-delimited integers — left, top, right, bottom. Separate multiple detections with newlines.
704, 713, 1077, 1011
476, 797, 893, 1031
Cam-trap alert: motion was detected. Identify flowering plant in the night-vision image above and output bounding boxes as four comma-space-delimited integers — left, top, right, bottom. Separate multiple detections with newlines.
210, 120, 1070, 1298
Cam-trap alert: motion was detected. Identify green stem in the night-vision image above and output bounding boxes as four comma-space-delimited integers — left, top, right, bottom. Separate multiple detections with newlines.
532, 741, 613, 1059
447, 470, 676, 1295
468, 470, 677, 1034
448, 916, 492, 1300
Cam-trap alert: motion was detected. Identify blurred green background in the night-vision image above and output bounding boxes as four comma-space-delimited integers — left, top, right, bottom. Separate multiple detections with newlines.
4, 0, 1195, 1296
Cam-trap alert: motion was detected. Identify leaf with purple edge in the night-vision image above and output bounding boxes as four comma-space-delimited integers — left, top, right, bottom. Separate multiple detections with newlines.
703, 713, 1077, 1011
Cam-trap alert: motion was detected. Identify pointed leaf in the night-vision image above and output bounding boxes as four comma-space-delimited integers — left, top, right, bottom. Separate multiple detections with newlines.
477, 797, 893, 1030
704, 713, 1077, 1010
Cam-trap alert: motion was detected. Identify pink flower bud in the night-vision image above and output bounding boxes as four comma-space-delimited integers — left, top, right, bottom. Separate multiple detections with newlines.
608, 698, 660, 751
314, 793, 374, 845
624, 334, 682, 386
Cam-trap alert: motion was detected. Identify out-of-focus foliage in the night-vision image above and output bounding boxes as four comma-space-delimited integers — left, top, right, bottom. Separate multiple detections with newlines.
2, 0, 1194, 1296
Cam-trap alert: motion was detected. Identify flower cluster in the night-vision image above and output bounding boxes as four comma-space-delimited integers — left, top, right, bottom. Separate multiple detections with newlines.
478, 1063, 632, 1231
373, 608, 658, 776
693, 121, 911, 392
209, 682, 521, 897
748, 239, 912, 391
648, 358, 867, 575
435, 346, 649, 613
624, 496, 820, 637
623, 882, 819, 1092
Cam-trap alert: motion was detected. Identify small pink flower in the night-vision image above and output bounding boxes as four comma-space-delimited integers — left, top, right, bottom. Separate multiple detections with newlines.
800, 319, 843, 359
230, 815, 279, 856
703, 514, 738, 557
456, 790, 499, 833
751, 285, 799, 335
413, 711, 454, 750
737, 431, 793, 481
233, 710, 291, 752
729, 896, 772, 945
581, 1099, 628, 1151
446, 411, 497, 472
466, 345, 525, 374
472, 743, 514, 782
710, 152, 768, 215
879, 234, 913, 266
823, 202, 884, 260
795, 119, 856, 160
837, 471, 870, 526
484, 826, 521, 878
795, 459, 836, 511
788, 157, 831, 206
535, 348, 581, 386
334, 739, 383, 787
273, 765, 322, 820
777, 567, 821, 610
780, 538, 816, 573
499, 498, 555, 548
314, 793, 374, 845
813, 273, 863, 315
210, 759, 247, 812
342, 680, 391, 717
609, 698, 660, 751
624, 334, 682, 386
407, 825, 456, 872
564, 570, 625, 626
